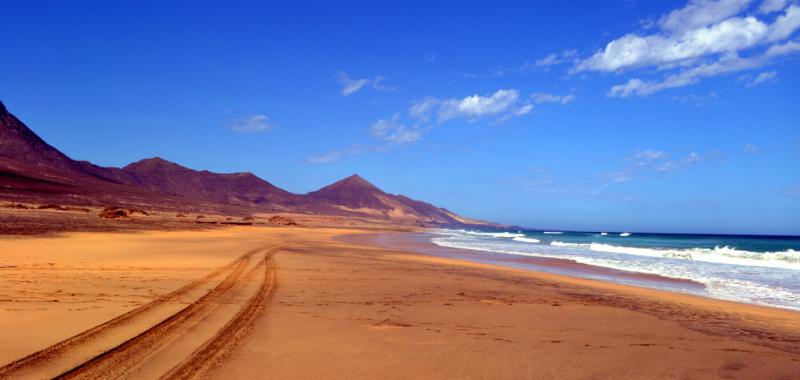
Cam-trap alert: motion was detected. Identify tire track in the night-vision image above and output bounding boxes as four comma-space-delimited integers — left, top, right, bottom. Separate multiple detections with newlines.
160, 252, 277, 380
0, 245, 269, 380
55, 246, 280, 380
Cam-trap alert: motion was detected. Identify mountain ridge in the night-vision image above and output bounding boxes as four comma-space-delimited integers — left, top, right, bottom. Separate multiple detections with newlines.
0, 101, 497, 227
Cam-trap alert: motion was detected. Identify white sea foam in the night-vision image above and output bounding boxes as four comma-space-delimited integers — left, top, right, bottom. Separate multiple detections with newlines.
454, 230, 525, 238
600, 232, 608, 236
620, 232, 631, 237
586, 243, 800, 270
543, 231, 563, 234
512, 237, 541, 243
430, 235, 800, 311
544, 240, 800, 270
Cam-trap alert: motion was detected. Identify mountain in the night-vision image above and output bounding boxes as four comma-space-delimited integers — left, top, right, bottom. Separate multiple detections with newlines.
308, 175, 394, 211
83, 157, 302, 208
308, 174, 485, 225
0, 101, 85, 174
0, 100, 494, 226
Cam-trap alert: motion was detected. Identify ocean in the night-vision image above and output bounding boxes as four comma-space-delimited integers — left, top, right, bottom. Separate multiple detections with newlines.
429, 229, 800, 311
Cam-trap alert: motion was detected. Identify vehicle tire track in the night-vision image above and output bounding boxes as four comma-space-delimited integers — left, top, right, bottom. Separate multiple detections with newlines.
0, 245, 269, 380
160, 251, 278, 380
55, 246, 280, 380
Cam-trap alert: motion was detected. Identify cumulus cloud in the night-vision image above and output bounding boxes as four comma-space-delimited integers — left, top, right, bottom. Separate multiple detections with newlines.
230, 115, 272, 133
369, 114, 422, 144
409, 89, 533, 123
438, 89, 521, 121
531, 92, 576, 104
606, 47, 788, 97
760, 0, 789, 13
573, 0, 800, 96
769, 5, 800, 41
336, 72, 395, 96
658, 0, 753, 33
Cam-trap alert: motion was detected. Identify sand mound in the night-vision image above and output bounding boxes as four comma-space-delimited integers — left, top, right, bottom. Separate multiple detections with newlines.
99, 207, 129, 219
268, 216, 298, 226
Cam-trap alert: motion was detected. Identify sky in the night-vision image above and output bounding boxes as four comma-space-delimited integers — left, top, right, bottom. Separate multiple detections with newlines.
1, 0, 799, 235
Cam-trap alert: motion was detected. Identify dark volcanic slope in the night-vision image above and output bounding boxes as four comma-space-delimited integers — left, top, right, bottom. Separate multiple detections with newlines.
0, 101, 83, 173
86, 157, 302, 207
308, 174, 477, 224
0, 100, 493, 225
308, 175, 393, 211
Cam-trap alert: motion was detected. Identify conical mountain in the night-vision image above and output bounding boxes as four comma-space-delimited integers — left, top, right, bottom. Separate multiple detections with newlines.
308, 174, 393, 210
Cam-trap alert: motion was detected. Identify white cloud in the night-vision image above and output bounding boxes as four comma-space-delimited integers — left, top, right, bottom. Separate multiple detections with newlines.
230, 114, 272, 133
527, 50, 578, 70
769, 5, 800, 41
659, 0, 753, 33
574, 1, 800, 96
515, 104, 534, 116
657, 152, 703, 172
576, 17, 770, 73
531, 92, 576, 104
308, 114, 422, 164
600, 149, 713, 185
744, 143, 760, 153
635, 149, 666, 161
408, 96, 440, 122
369, 114, 422, 144
608, 51, 772, 97
439, 89, 521, 121
747, 70, 779, 86
336, 72, 395, 96
535, 54, 560, 67
760, 0, 789, 13
409, 90, 532, 123
337, 72, 369, 95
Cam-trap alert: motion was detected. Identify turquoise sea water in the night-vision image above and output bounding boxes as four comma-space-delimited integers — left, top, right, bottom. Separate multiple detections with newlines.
430, 229, 800, 311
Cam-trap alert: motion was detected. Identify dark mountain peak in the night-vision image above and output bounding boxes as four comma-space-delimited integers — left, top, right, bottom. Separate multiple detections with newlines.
308, 174, 390, 210
124, 156, 179, 170
0, 102, 80, 172
328, 174, 381, 192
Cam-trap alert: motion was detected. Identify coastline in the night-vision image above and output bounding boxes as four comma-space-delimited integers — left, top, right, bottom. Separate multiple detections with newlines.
336, 230, 800, 331
357, 229, 800, 312
1, 226, 799, 379
338, 231, 707, 290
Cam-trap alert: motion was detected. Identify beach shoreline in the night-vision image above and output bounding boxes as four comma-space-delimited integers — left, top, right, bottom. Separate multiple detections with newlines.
1, 225, 799, 379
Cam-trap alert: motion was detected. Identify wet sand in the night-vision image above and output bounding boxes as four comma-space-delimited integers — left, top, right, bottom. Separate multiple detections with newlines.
341, 231, 707, 292
1, 226, 799, 379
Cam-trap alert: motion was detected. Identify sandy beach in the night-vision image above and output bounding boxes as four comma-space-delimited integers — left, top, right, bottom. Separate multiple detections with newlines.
0, 225, 798, 379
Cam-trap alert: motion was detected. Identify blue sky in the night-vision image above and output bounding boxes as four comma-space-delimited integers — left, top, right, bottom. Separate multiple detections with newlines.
1, 0, 799, 234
